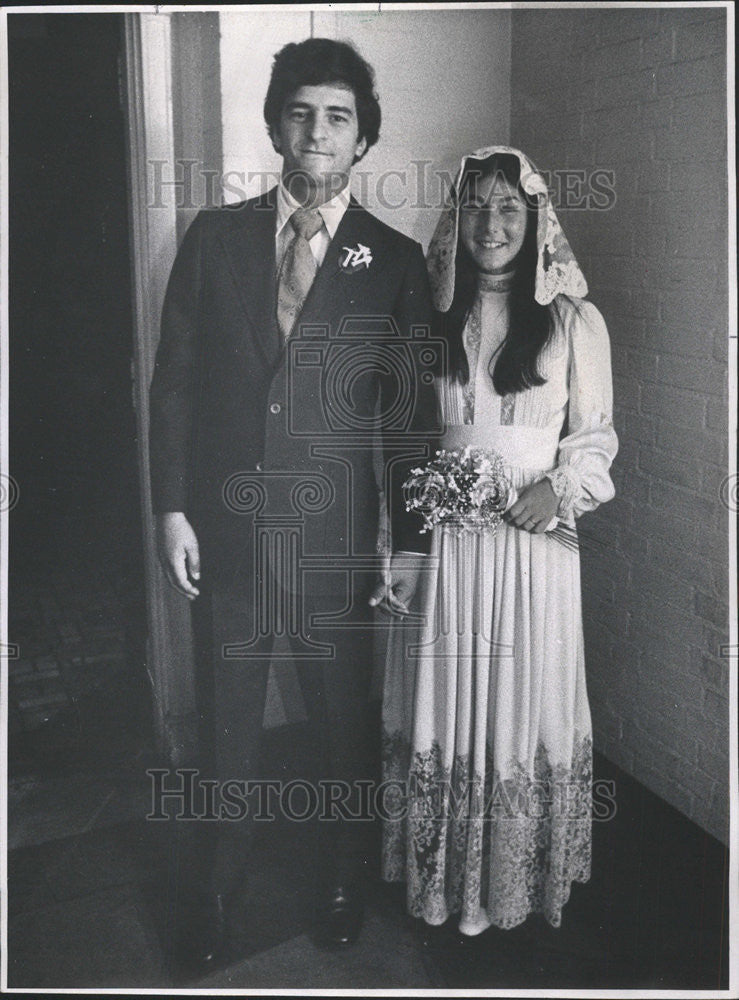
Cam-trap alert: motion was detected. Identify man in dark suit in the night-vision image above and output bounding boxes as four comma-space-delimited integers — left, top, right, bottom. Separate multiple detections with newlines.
150, 37, 438, 978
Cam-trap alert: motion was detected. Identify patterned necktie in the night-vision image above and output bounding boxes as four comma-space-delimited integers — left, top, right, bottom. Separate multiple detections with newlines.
277, 207, 324, 340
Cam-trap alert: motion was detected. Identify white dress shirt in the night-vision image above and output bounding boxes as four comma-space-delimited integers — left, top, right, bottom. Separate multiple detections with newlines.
275, 180, 351, 273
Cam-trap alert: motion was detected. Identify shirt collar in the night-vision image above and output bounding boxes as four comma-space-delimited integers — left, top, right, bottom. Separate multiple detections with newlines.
275, 180, 351, 240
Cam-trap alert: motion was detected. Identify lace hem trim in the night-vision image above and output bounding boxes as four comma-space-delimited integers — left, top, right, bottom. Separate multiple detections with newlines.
381, 731, 592, 931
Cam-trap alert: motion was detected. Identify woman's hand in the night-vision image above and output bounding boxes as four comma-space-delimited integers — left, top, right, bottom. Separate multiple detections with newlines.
505, 478, 559, 533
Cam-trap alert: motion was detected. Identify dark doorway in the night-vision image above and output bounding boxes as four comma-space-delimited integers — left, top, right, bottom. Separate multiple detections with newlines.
8, 13, 152, 799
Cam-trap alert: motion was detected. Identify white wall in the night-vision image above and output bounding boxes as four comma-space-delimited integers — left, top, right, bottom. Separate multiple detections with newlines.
220, 12, 310, 205
220, 7, 511, 248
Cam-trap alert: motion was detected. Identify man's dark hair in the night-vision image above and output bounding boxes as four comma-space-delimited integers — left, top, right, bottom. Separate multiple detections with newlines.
264, 37, 381, 161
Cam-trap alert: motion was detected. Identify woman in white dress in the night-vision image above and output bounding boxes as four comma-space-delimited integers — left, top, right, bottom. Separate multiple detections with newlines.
381, 146, 618, 934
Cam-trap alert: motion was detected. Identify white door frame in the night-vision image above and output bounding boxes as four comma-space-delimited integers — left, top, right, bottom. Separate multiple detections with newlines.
123, 11, 195, 763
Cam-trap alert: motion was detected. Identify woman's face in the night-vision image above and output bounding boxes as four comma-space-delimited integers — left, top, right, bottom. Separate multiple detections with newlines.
459, 173, 529, 275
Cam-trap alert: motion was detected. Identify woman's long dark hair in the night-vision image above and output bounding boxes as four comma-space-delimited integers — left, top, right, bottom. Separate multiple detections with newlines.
436, 153, 553, 395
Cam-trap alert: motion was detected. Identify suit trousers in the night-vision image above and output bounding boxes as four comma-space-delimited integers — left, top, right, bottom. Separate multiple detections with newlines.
169, 572, 377, 901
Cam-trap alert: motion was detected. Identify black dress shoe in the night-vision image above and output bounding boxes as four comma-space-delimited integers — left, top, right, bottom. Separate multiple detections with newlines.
315, 883, 365, 947
170, 890, 229, 983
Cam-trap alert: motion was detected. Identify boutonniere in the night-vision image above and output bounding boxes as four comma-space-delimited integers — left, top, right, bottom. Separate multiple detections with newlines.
339, 242, 373, 272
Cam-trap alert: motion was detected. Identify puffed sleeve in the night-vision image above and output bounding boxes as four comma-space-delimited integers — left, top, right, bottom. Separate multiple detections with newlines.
544, 298, 618, 521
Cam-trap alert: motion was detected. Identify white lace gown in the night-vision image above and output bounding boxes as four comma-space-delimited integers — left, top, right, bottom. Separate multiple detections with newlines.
381, 285, 618, 933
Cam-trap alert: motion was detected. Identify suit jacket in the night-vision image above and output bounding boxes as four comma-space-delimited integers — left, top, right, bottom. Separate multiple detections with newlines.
149, 187, 440, 595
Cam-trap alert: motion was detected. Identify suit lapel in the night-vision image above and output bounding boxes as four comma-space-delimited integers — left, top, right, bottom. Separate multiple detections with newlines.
218, 193, 392, 363
293, 199, 390, 336
218, 188, 280, 368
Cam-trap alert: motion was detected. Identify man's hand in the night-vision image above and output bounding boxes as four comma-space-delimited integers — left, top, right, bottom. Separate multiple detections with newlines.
505, 478, 559, 533
155, 512, 201, 599
369, 551, 426, 616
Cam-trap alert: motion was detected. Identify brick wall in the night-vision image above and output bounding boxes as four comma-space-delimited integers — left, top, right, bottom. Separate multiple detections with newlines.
511, 8, 730, 842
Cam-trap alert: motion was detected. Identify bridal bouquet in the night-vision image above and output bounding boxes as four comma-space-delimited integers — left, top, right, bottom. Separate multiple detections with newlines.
402, 446, 514, 536
402, 446, 580, 550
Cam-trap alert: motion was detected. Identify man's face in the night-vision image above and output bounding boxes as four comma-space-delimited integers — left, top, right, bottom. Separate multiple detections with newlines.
273, 84, 367, 198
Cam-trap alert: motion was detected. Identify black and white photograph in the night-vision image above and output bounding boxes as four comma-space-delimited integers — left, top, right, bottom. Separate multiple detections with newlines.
0, 2, 735, 993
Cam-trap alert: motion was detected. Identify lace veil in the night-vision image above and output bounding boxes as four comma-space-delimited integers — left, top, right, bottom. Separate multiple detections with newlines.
426, 144, 588, 310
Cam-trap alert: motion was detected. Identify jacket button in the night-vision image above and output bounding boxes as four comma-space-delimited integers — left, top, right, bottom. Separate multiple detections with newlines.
269, 402, 281, 414
255, 461, 263, 472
